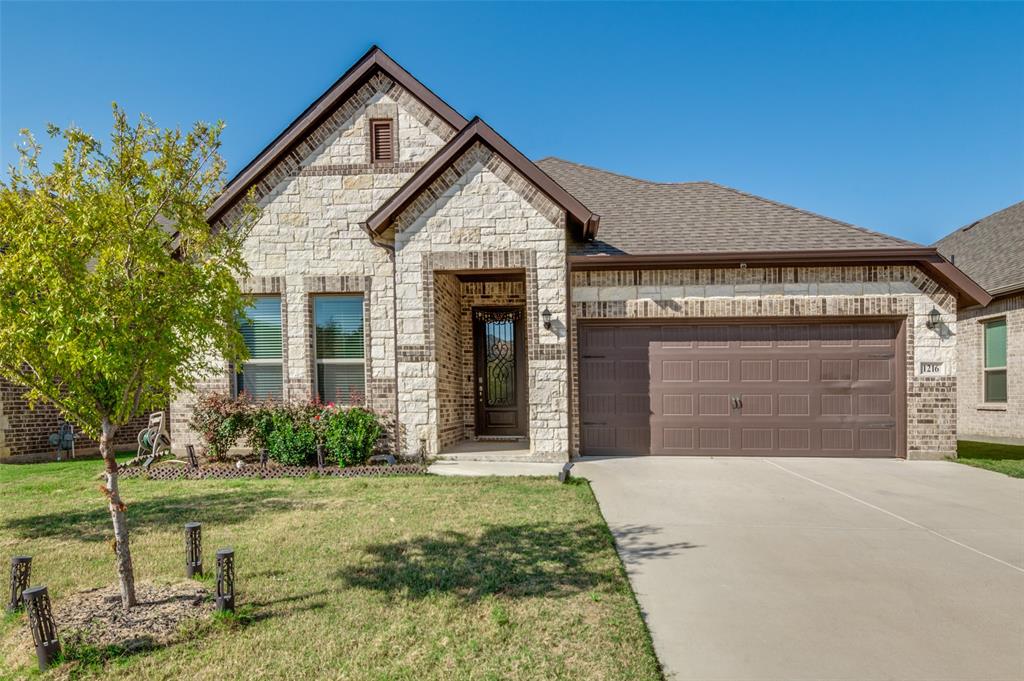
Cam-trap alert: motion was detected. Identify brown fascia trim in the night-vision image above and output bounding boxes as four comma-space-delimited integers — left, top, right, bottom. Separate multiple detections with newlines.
987, 282, 1024, 301
206, 45, 468, 225
365, 117, 600, 240
569, 248, 992, 309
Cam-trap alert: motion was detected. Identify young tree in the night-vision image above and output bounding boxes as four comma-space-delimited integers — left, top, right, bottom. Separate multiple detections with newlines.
0, 105, 259, 607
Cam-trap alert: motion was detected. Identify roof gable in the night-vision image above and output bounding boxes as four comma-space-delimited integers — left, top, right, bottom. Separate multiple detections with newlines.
366, 119, 599, 239
208, 46, 468, 224
934, 200, 1024, 296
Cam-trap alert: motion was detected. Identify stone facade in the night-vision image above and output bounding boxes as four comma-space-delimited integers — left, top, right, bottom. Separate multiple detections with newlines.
170, 75, 458, 453
387, 143, 569, 460
570, 265, 959, 459
955, 292, 1024, 441
0, 378, 151, 460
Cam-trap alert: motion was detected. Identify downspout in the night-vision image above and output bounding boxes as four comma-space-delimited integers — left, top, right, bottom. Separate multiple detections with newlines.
362, 223, 401, 459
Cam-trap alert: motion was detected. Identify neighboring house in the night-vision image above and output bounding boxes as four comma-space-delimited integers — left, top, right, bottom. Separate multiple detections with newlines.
0, 378, 149, 460
168, 46, 989, 462
935, 201, 1024, 443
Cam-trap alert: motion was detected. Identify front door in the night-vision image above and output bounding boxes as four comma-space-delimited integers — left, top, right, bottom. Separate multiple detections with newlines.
473, 307, 527, 437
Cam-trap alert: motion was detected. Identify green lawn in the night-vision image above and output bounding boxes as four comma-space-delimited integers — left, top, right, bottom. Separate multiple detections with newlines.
0, 459, 661, 680
955, 440, 1024, 478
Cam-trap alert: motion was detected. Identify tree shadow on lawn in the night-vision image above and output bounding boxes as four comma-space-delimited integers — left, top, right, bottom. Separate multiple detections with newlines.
337, 522, 698, 602
3, 489, 307, 541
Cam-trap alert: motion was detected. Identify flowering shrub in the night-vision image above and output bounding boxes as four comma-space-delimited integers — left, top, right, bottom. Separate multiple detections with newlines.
190, 393, 385, 466
189, 393, 251, 460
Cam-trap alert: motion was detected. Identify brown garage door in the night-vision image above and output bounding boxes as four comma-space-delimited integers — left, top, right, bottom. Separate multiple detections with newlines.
579, 320, 903, 457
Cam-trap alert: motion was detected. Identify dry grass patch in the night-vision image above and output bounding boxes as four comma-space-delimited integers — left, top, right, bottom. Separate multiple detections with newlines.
0, 459, 662, 680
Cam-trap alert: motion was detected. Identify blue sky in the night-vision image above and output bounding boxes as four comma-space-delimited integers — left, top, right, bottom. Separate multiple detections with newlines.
2, 1, 1022, 244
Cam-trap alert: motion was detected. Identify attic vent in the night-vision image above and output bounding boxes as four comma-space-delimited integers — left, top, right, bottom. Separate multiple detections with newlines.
370, 119, 394, 163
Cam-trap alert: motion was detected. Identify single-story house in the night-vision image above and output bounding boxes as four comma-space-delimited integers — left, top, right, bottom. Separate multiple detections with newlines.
168, 46, 990, 462
935, 201, 1024, 443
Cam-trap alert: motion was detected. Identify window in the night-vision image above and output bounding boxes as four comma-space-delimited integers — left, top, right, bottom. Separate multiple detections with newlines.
983, 318, 1007, 403
237, 296, 283, 400
370, 119, 393, 163
314, 295, 365, 404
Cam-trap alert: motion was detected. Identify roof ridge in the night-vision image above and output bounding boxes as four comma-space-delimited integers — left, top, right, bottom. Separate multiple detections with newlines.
956, 198, 1024, 234
538, 157, 711, 188
700, 180, 923, 248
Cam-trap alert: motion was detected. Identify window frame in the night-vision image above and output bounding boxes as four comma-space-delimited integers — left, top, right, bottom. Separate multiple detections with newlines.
369, 118, 394, 163
981, 317, 1008, 405
312, 293, 366, 405
234, 295, 284, 401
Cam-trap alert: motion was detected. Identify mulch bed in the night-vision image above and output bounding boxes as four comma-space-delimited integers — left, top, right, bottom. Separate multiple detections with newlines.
120, 463, 427, 480
11, 582, 211, 660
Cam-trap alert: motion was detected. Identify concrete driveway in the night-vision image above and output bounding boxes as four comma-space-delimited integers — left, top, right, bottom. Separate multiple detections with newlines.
577, 457, 1024, 681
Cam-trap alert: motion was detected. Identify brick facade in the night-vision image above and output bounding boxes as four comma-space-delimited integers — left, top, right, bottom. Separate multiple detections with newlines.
570, 265, 959, 459
0, 377, 152, 460
955, 293, 1024, 441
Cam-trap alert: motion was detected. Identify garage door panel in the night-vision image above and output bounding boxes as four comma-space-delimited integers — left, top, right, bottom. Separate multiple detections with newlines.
740, 394, 773, 416
739, 324, 774, 347
859, 394, 893, 416
778, 394, 811, 416
821, 359, 853, 381
740, 360, 773, 382
699, 428, 731, 449
698, 394, 732, 416
659, 359, 694, 382
822, 429, 855, 451
778, 359, 811, 382
821, 394, 852, 416
860, 428, 894, 451
741, 428, 774, 450
662, 394, 694, 416
777, 324, 813, 346
698, 360, 730, 382
779, 428, 811, 451
858, 358, 893, 381
697, 325, 730, 347
660, 427, 695, 450
580, 320, 901, 457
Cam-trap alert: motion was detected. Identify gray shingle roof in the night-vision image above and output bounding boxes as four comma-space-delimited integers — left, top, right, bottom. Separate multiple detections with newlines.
933, 201, 1024, 296
535, 157, 921, 256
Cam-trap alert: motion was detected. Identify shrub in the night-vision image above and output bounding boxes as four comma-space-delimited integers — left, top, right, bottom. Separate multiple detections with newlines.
189, 393, 251, 460
264, 406, 318, 466
190, 395, 384, 467
323, 406, 383, 467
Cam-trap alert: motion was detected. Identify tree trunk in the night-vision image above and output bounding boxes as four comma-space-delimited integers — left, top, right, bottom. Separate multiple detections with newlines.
101, 418, 137, 608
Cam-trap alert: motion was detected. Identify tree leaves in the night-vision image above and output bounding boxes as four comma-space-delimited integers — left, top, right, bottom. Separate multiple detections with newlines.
0, 104, 260, 438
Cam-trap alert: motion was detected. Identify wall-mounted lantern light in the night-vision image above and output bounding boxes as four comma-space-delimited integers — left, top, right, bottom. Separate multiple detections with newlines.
542, 308, 552, 330
925, 307, 941, 330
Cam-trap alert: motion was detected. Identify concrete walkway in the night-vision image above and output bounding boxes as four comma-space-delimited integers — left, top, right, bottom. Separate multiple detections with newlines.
576, 457, 1024, 681
428, 460, 563, 477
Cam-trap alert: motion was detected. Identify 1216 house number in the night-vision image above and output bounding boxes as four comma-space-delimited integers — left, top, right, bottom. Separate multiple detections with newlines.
919, 362, 944, 375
